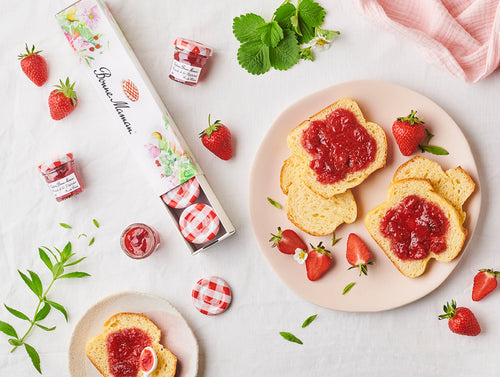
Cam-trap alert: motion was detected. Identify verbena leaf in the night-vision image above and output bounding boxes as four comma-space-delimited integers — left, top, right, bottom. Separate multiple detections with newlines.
88, 237, 95, 246
18, 270, 41, 298
46, 300, 68, 322
78, 233, 87, 239
61, 242, 72, 262
0, 321, 18, 338
93, 219, 100, 228
8, 338, 23, 346
302, 314, 317, 328
4, 305, 30, 321
41, 246, 58, 262
58, 272, 90, 279
267, 197, 282, 209
420, 145, 449, 155
257, 21, 284, 48
342, 282, 356, 295
28, 271, 43, 297
35, 323, 56, 332
24, 343, 42, 374
279, 331, 303, 344
38, 248, 53, 272
59, 223, 72, 229
52, 262, 64, 279
64, 257, 86, 267
269, 29, 300, 71
237, 40, 271, 75
233, 13, 265, 43
274, 2, 296, 29
34, 304, 51, 322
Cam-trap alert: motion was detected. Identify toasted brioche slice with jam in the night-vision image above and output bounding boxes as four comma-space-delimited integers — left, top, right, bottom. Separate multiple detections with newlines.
392, 156, 475, 223
86, 312, 177, 377
287, 98, 387, 198
365, 179, 466, 278
280, 155, 357, 236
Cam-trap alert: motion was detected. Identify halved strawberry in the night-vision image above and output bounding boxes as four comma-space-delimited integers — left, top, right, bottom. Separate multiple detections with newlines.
305, 242, 332, 281
346, 233, 374, 276
472, 268, 500, 301
269, 227, 307, 255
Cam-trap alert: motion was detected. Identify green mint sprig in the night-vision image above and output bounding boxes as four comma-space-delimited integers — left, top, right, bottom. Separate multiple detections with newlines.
233, 0, 339, 75
0, 242, 90, 373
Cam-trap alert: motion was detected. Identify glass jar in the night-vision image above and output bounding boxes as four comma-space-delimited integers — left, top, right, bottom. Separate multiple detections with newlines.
120, 223, 160, 259
169, 38, 213, 86
38, 153, 84, 202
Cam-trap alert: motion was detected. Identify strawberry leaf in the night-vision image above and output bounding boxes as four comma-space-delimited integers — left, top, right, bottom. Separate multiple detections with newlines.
269, 29, 300, 71
233, 13, 265, 43
274, 2, 296, 29
257, 21, 284, 48
237, 40, 271, 75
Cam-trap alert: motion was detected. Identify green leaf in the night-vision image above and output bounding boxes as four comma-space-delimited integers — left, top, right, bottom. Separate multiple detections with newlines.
28, 271, 43, 297
342, 282, 356, 295
274, 3, 296, 29
302, 314, 317, 328
60, 242, 72, 262
59, 222, 72, 229
52, 262, 64, 279
64, 256, 86, 267
237, 40, 271, 75
24, 343, 42, 374
38, 248, 53, 272
279, 331, 303, 344
41, 246, 58, 262
88, 237, 95, 246
18, 270, 42, 298
257, 21, 284, 48
0, 321, 18, 338
4, 305, 30, 322
299, 46, 313, 61
78, 233, 87, 239
420, 145, 449, 155
298, 0, 325, 28
34, 304, 51, 322
58, 272, 90, 279
331, 232, 341, 246
316, 27, 340, 40
269, 29, 300, 71
8, 338, 23, 346
296, 17, 315, 44
232, 13, 265, 43
35, 323, 56, 331
93, 219, 100, 228
267, 197, 282, 209
46, 300, 68, 322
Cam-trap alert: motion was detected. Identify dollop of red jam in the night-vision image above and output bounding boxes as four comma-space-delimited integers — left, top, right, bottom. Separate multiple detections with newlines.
106, 328, 152, 377
124, 227, 153, 257
379, 195, 450, 260
301, 108, 377, 184
139, 348, 155, 372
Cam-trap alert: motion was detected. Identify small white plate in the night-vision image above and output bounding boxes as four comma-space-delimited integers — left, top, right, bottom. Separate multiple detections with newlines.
68, 291, 198, 377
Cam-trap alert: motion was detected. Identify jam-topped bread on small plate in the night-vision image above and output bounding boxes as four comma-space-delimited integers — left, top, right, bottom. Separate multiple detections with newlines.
365, 178, 466, 278
280, 155, 357, 236
287, 98, 387, 198
86, 312, 177, 377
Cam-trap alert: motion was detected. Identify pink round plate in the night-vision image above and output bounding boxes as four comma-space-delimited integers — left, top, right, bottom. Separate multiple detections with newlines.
248, 79, 481, 312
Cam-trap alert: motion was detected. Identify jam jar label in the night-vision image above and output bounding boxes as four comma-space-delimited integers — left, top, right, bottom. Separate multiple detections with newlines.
47, 173, 81, 199
170, 60, 202, 84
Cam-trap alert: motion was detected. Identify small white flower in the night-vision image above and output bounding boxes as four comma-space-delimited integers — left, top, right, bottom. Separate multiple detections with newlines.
304, 28, 340, 51
293, 248, 308, 264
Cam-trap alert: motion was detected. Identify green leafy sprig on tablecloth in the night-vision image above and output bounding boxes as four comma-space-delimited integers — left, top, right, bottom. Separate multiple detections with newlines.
233, 0, 339, 75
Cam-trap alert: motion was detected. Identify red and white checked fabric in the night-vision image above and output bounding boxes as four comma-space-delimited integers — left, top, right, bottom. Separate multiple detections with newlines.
192, 276, 232, 315
161, 177, 200, 209
179, 203, 220, 244
122, 79, 139, 102
38, 153, 73, 173
174, 38, 213, 57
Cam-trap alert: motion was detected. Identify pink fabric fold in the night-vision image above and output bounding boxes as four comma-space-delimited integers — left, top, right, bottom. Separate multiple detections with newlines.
351, 0, 500, 82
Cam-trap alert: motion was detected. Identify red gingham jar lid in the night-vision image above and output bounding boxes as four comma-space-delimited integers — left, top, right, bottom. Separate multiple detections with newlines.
192, 276, 232, 315
179, 203, 220, 244
38, 153, 74, 173
161, 177, 200, 209
174, 38, 213, 57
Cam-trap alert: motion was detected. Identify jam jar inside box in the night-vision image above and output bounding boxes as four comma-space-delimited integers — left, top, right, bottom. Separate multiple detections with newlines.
38, 153, 84, 202
120, 223, 160, 259
169, 38, 213, 86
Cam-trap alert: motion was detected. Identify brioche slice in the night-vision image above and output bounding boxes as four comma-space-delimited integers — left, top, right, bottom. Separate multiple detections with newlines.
86, 312, 177, 377
281, 155, 357, 236
392, 156, 475, 223
287, 98, 387, 198
365, 179, 466, 278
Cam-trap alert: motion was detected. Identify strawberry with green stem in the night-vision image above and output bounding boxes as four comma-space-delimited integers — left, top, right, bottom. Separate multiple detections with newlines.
438, 300, 481, 336
48, 78, 78, 120
18, 44, 48, 87
472, 268, 500, 301
346, 233, 374, 276
199, 115, 233, 160
269, 227, 307, 255
305, 242, 332, 281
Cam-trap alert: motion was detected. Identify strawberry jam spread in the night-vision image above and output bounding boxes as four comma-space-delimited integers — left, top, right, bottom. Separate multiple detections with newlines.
301, 108, 377, 184
106, 328, 152, 377
380, 195, 450, 260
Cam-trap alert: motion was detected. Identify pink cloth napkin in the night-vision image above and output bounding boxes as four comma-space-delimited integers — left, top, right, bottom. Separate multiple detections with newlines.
351, 0, 500, 82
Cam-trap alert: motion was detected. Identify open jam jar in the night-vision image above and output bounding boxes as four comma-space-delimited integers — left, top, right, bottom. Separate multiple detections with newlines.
120, 223, 160, 259
38, 153, 84, 202
169, 38, 212, 86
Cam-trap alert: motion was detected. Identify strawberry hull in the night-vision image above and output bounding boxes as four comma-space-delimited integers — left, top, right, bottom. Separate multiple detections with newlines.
55, 0, 235, 254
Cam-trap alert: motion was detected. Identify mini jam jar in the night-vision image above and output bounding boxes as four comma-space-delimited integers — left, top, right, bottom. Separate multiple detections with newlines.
120, 223, 160, 259
169, 38, 213, 86
38, 153, 84, 202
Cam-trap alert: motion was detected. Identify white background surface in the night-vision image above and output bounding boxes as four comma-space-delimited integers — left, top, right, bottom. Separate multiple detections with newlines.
0, 1, 499, 376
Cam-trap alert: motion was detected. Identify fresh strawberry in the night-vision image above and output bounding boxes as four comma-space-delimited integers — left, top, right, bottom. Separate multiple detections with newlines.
438, 300, 481, 336
18, 44, 48, 87
305, 242, 332, 281
48, 78, 78, 120
269, 227, 307, 255
199, 115, 232, 160
346, 233, 374, 276
472, 268, 500, 301
392, 110, 426, 156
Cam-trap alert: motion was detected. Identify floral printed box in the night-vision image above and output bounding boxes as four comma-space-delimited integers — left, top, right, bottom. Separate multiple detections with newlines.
56, 0, 235, 254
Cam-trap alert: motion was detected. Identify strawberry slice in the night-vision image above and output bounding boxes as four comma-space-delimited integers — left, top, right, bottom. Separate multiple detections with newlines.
472, 268, 500, 301
305, 242, 332, 281
346, 233, 374, 276
269, 227, 307, 255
